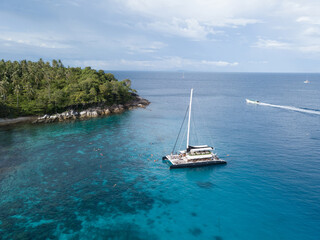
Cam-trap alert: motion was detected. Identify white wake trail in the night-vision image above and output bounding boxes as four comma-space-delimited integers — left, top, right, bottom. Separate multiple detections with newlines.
246, 100, 320, 115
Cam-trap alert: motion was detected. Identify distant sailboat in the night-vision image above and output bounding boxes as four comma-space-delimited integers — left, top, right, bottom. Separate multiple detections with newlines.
304, 75, 310, 83
162, 89, 226, 169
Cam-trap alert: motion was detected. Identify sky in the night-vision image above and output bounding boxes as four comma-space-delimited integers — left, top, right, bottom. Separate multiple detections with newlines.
0, 0, 320, 72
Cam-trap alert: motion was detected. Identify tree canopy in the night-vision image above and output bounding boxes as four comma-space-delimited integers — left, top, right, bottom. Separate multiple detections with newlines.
0, 59, 135, 117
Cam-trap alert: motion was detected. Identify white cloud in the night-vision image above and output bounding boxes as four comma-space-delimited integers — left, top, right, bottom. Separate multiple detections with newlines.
254, 37, 320, 54
148, 18, 214, 40
296, 16, 312, 23
67, 57, 239, 71
123, 40, 167, 53
122, 0, 272, 24
201, 60, 239, 67
216, 18, 262, 27
293, 12, 320, 54
304, 27, 320, 36
120, 0, 320, 57
253, 38, 291, 50
0, 32, 71, 49
121, 0, 267, 40
248, 60, 268, 64
299, 45, 320, 53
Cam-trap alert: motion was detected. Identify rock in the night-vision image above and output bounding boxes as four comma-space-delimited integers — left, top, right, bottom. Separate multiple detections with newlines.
48, 114, 58, 122
91, 111, 98, 117
113, 108, 121, 113
34, 118, 44, 123
80, 111, 87, 118
60, 111, 67, 119
96, 109, 102, 115
139, 99, 150, 106
58, 114, 64, 121
112, 104, 124, 113
109, 104, 117, 113
103, 109, 110, 115
86, 111, 94, 118
69, 110, 79, 117
70, 110, 78, 119
137, 104, 145, 108
65, 111, 73, 119
40, 114, 49, 120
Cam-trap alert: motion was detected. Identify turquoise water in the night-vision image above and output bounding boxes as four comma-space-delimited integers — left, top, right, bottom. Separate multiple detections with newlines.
1, 72, 320, 239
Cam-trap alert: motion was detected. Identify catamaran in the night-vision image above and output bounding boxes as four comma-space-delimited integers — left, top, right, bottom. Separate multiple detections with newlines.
163, 89, 227, 169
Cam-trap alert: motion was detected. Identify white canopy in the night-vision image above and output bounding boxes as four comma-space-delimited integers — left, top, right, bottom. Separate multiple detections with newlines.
190, 147, 213, 153
190, 145, 209, 148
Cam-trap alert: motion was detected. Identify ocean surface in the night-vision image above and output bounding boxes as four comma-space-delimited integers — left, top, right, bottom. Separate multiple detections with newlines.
0, 72, 320, 239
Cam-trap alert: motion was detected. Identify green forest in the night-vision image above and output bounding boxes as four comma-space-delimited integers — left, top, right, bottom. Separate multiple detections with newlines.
0, 59, 135, 118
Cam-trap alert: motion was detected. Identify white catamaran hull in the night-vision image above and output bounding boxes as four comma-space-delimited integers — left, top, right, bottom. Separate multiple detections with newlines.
163, 154, 226, 169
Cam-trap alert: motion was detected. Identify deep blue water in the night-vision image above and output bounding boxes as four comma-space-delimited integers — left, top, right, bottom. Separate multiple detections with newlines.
1, 72, 320, 239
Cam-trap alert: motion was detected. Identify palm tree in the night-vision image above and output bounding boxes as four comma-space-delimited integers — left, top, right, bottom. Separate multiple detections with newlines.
14, 84, 21, 108
0, 77, 9, 102
24, 82, 34, 100
45, 70, 54, 103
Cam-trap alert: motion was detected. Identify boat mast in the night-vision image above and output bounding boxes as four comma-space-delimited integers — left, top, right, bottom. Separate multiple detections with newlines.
186, 88, 193, 149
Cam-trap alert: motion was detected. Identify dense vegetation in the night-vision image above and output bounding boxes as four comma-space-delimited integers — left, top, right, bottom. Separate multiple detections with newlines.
0, 59, 135, 117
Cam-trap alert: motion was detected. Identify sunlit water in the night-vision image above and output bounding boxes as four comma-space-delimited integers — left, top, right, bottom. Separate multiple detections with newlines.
0, 72, 320, 239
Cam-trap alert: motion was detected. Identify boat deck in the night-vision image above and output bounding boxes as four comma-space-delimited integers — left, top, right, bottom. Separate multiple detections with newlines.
165, 154, 227, 169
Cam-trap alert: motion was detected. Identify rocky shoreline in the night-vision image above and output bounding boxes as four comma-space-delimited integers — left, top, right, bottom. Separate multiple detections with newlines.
33, 95, 150, 124
0, 95, 150, 127
0, 116, 38, 127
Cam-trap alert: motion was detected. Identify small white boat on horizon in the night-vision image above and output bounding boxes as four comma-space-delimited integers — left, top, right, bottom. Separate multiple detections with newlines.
245, 99, 260, 104
304, 80, 310, 84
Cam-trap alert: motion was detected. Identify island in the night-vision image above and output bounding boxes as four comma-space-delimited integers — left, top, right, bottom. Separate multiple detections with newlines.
0, 59, 149, 126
